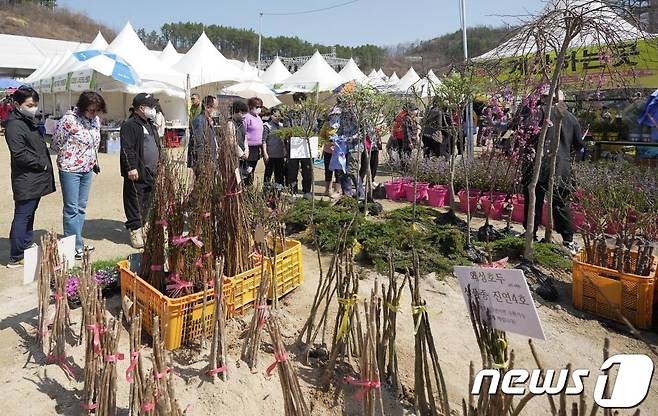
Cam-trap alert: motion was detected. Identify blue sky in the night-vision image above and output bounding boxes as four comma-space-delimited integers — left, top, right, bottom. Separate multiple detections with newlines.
59, 0, 546, 47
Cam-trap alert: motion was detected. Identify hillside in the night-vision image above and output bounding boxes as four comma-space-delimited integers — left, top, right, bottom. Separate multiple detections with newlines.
0, 2, 115, 43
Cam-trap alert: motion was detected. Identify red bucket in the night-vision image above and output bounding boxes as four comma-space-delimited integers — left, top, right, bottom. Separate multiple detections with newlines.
427, 185, 449, 207
458, 189, 481, 213
481, 192, 506, 220
404, 182, 429, 203
384, 181, 404, 201
511, 194, 525, 223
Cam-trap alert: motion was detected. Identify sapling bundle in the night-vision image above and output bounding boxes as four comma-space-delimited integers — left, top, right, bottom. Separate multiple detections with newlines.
96, 318, 120, 416
214, 121, 252, 277
375, 254, 406, 396
47, 248, 76, 379
324, 244, 361, 382
267, 314, 310, 416
37, 232, 60, 352
344, 290, 384, 416
141, 154, 178, 292
127, 312, 147, 416
152, 316, 184, 415
207, 258, 228, 382
298, 222, 354, 362
407, 253, 450, 416
241, 259, 271, 370
79, 254, 107, 413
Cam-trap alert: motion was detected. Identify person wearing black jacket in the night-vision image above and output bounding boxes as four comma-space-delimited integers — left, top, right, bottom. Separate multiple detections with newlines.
3, 86, 55, 268
120, 93, 161, 249
523, 91, 584, 254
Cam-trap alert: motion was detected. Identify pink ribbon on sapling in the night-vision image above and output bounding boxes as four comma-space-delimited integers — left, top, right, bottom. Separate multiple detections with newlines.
125, 350, 141, 383
343, 376, 382, 400
172, 235, 204, 248
104, 352, 125, 363
86, 324, 105, 355
206, 366, 227, 377
153, 367, 171, 380
266, 351, 289, 377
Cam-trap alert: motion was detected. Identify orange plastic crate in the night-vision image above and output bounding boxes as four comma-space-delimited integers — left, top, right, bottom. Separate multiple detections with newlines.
119, 260, 235, 350
572, 250, 657, 329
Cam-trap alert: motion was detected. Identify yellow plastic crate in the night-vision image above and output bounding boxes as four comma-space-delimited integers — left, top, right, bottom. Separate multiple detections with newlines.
268, 239, 304, 299
572, 250, 657, 329
119, 260, 235, 350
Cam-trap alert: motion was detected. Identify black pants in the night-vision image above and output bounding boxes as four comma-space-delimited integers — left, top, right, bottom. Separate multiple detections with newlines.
287, 158, 313, 194
244, 145, 261, 186
264, 158, 286, 186
9, 197, 40, 262
323, 151, 334, 182
123, 177, 153, 231
422, 136, 443, 158
359, 149, 379, 181
523, 181, 573, 242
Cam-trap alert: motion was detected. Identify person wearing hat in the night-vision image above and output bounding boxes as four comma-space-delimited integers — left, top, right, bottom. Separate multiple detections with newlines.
120, 93, 161, 249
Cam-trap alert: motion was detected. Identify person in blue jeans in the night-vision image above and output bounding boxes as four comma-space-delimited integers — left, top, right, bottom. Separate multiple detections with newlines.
3, 86, 55, 268
52, 91, 106, 259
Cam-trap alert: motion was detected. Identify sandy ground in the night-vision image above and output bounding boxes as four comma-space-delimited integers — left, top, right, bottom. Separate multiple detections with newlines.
0, 134, 657, 415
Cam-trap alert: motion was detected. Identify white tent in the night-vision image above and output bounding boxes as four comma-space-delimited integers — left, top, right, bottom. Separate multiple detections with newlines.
367, 69, 379, 78
387, 72, 400, 85
260, 57, 292, 85
427, 69, 440, 84
239, 59, 261, 81
158, 41, 183, 67
174, 32, 249, 88
476, 0, 646, 60
396, 67, 421, 93
377, 68, 387, 80
277, 50, 345, 93
89, 32, 109, 50
106, 22, 185, 92
339, 58, 367, 83
0, 33, 88, 77
221, 81, 281, 108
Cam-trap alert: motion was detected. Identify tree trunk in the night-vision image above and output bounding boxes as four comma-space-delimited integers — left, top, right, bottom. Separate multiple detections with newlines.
524, 34, 572, 261
544, 104, 564, 243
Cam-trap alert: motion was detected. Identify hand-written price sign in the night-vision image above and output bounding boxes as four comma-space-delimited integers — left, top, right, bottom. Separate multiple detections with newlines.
454, 266, 546, 340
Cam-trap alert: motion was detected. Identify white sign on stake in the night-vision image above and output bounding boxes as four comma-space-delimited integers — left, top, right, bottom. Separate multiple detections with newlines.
23, 235, 76, 285
289, 136, 319, 159
454, 266, 546, 340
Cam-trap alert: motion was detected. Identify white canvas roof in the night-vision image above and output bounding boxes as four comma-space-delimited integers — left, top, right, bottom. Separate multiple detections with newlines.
260, 57, 292, 85
174, 32, 249, 88
377, 68, 387, 79
221, 81, 281, 108
159, 41, 183, 67
367, 69, 379, 78
387, 72, 400, 85
0, 33, 88, 73
89, 32, 109, 50
396, 67, 421, 93
278, 50, 345, 92
427, 69, 440, 84
339, 58, 367, 82
476, 0, 647, 60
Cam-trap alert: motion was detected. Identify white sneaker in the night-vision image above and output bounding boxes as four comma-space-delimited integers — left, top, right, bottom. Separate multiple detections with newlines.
130, 229, 144, 249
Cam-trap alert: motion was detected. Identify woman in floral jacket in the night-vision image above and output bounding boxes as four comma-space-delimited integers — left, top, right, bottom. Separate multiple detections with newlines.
52, 91, 106, 258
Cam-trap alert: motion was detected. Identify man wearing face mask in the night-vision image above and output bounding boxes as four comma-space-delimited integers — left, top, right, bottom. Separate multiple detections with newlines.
263, 108, 286, 187
189, 95, 220, 172
120, 93, 161, 249
3, 86, 55, 268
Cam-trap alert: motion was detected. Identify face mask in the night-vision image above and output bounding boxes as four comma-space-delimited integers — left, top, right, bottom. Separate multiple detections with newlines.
211, 110, 220, 118
252, 108, 262, 115
19, 105, 38, 118
143, 107, 156, 120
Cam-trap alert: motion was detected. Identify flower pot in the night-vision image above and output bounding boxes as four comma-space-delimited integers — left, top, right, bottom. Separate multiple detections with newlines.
481, 192, 507, 220
427, 185, 449, 207
404, 182, 429, 203
511, 194, 525, 223
384, 181, 404, 201
458, 189, 481, 213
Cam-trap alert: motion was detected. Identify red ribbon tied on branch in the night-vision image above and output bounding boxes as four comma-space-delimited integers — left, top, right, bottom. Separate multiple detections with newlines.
206, 366, 227, 377
266, 351, 289, 377
126, 350, 141, 383
86, 324, 105, 355
172, 235, 203, 248
104, 352, 125, 363
166, 276, 193, 294
343, 376, 382, 400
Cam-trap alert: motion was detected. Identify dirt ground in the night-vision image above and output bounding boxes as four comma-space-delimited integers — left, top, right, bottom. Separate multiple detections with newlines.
0, 134, 657, 415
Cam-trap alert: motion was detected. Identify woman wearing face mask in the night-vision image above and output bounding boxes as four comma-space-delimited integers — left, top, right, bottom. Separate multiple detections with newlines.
242, 97, 265, 185
227, 100, 249, 162
51, 91, 106, 259
120, 93, 161, 249
3, 86, 55, 268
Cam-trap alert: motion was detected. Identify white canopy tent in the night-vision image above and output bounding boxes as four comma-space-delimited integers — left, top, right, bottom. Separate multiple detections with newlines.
339, 58, 367, 83
276, 50, 345, 93
395, 67, 421, 94
221, 81, 281, 108
387, 72, 400, 85
427, 69, 440, 84
174, 32, 250, 89
377, 68, 387, 80
476, 0, 647, 61
260, 57, 292, 86
158, 41, 183, 67
367, 69, 379, 79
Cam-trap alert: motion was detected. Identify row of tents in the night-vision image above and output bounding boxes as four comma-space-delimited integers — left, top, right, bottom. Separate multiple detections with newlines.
21, 22, 437, 122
